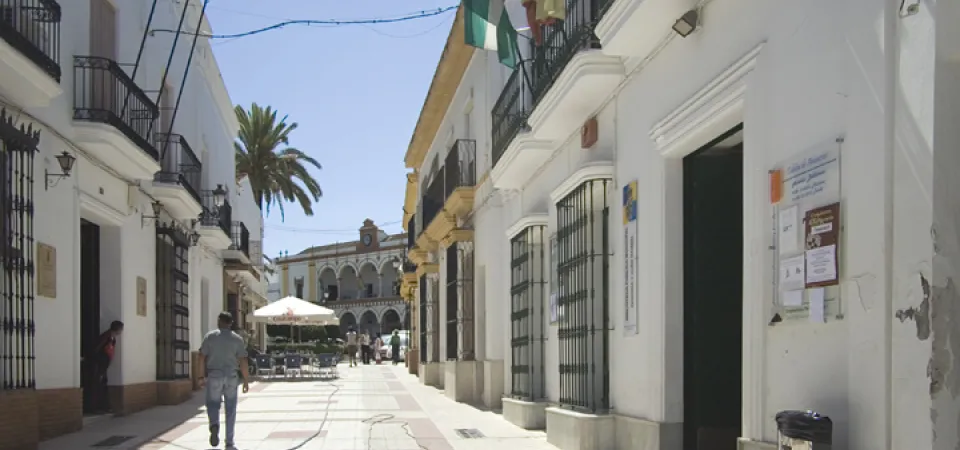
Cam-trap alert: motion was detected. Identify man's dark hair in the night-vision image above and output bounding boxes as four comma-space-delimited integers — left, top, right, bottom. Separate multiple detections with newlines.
110, 321, 124, 331
218, 312, 234, 325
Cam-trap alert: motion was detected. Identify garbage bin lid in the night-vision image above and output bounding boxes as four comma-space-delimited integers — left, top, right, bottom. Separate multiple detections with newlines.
775, 410, 833, 444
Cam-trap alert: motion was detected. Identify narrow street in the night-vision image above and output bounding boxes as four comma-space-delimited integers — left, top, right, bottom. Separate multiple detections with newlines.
39, 364, 554, 450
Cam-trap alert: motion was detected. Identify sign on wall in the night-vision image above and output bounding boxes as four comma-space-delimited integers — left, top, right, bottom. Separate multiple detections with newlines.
37, 243, 56, 299
136, 276, 148, 317
770, 139, 843, 323
622, 181, 639, 336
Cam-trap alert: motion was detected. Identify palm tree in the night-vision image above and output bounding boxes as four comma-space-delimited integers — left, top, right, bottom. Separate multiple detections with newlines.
234, 103, 323, 219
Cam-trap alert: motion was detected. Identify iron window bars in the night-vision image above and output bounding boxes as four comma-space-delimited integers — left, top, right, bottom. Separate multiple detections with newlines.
445, 242, 475, 361
556, 178, 610, 413
419, 275, 427, 363
423, 274, 440, 362
0, 110, 38, 391
510, 225, 547, 401
156, 227, 190, 380
0, 0, 61, 81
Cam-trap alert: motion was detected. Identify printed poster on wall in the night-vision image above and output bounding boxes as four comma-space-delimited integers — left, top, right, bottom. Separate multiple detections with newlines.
622, 181, 639, 336
804, 202, 841, 288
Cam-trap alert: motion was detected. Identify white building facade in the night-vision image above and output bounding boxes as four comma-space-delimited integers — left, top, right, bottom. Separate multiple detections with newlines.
273, 220, 409, 337
0, 1, 265, 447
404, 1, 959, 450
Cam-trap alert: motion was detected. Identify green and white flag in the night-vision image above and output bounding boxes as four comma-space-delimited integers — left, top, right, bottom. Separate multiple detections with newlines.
463, 0, 518, 69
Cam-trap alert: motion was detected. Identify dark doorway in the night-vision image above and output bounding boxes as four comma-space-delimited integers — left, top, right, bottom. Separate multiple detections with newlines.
79, 220, 101, 414
682, 124, 744, 450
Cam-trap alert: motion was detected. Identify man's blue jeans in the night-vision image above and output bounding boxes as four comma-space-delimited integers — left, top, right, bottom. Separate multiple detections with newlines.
206, 375, 240, 444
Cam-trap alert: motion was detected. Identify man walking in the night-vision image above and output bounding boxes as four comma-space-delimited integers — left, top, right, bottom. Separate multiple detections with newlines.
361, 331, 371, 365
198, 312, 249, 448
389, 330, 402, 365
345, 327, 358, 367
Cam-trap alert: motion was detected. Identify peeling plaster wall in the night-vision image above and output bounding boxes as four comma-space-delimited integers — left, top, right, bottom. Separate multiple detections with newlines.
926, 1, 960, 448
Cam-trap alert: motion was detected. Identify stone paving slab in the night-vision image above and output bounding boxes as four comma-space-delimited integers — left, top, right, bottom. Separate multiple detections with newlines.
40, 364, 555, 450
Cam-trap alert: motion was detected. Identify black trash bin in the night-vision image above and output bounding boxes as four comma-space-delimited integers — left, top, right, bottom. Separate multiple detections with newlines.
775, 410, 833, 449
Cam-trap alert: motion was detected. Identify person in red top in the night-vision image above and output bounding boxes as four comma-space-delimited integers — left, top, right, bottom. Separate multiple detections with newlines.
89, 321, 124, 413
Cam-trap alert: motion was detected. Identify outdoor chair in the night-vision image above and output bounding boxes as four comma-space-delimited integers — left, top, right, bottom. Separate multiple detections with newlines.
284, 354, 304, 379
316, 353, 339, 379
254, 355, 274, 379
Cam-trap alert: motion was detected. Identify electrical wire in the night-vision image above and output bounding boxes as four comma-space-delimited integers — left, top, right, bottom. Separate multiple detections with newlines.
362, 413, 430, 450
151, 6, 458, 40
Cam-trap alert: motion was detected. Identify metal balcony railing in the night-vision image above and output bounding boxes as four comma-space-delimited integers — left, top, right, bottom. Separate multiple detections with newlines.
403, 260, 417, 274
415, 140, 479, 239
407, 214, 416, 249
154, 133, 201, 204
73, 56, 159, 161
443, 139, 477, 199
491, 60, 533, 168
230, 221, 250, 258
416, 167, 445, 239
0, 0, 61, 81
491, 0, 613, 171
199, 191, 231, 236
530, 0, 604, 104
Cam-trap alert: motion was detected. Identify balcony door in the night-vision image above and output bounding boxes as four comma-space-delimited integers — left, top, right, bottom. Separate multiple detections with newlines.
89, 0, 117, 116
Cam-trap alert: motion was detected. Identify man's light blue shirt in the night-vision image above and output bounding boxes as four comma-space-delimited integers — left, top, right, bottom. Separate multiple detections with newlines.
200, 328, 247, 378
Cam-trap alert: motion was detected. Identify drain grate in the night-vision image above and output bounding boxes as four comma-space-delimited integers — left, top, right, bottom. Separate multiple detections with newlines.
454, 428, 485, 439
91, 435, 136, 447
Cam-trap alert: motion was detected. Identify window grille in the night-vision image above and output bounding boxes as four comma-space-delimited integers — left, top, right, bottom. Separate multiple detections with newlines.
445, 246, 457, 360
445, 242, 475, 361
556, 178, 610, 412
0, 111, 38, 391
156, 229, 190, 380
423, 274, 440, 362
510, 225, 547, 400
419, 275, 427, 363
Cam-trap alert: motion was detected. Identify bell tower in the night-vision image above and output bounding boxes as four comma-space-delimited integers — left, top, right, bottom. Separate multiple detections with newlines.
359, 219, 380, 250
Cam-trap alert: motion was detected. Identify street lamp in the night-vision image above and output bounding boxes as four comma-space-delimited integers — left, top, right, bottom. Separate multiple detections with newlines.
212, 184, 227, 208
45, 151, 77, 190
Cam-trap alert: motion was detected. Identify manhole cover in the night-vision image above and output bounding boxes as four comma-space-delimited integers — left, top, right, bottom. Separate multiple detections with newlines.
91, 435, 136, 447
454, 428, 485, 439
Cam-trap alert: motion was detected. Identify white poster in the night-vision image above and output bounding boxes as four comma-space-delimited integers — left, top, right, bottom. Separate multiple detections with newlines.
622, 181, 639, 336
778, 205, 799, 254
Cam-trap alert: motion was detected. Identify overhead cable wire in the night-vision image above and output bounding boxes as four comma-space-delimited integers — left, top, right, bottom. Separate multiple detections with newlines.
150, 6, 458, 40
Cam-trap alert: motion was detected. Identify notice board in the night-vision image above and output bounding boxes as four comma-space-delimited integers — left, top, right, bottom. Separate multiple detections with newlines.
770, 138, 844, 323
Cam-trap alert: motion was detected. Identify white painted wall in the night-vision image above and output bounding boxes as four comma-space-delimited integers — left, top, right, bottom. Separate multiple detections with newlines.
460, 0, 944, 448
9, 0, 240, 391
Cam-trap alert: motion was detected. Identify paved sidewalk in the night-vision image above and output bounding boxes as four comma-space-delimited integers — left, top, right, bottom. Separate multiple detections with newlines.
40, 363, 555, 450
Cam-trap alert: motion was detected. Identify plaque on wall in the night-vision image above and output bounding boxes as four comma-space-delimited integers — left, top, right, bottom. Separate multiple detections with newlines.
37, 242, 56, 298
136, 276, 148, 317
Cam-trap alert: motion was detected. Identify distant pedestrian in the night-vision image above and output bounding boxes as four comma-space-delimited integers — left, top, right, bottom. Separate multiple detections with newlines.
389, 330, 401, 365
374, 334, 383, 364
345, 327, 358, 367
87, 321, 123, 413
198, 312, 250, 448
361, 332, 371, 364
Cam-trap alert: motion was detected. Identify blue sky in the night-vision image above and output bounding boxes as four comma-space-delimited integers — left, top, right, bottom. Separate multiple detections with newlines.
206, 0, 455, 259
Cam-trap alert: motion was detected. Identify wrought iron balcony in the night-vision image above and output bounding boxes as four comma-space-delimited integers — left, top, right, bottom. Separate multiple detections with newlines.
407, 214, 416, 249
403, 260, 417, 274
491, 0, 612, 169
529, 0, 605, 103
73, 56, 159, 161
492, 60, 533, 168
443, 139, 477, 198
416, 167, 445, 239
230, 221, 250, 258
199, 191, 231, 236
154, 133, 201, 204
0, 0, 61, 81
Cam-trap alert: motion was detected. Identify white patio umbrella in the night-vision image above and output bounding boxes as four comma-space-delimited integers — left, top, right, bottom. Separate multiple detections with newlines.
251, 296, 339, 326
